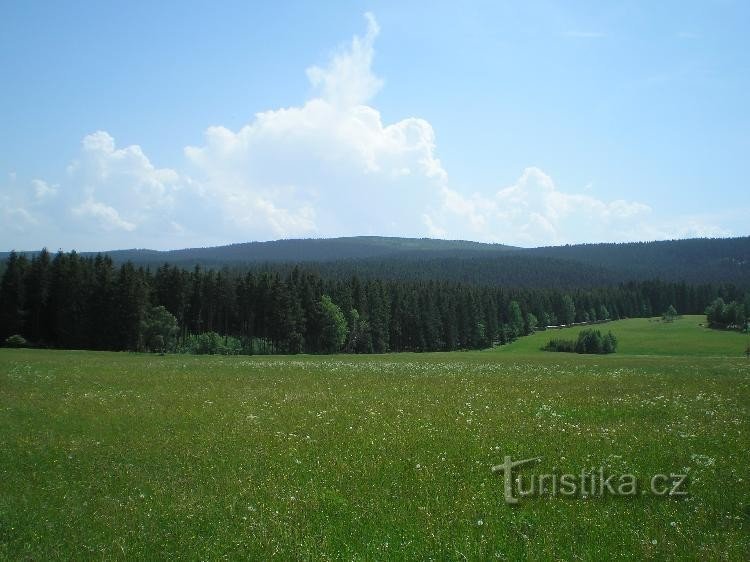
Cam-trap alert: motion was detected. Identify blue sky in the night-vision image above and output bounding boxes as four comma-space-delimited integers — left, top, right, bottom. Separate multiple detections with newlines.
1, 0, 748, 251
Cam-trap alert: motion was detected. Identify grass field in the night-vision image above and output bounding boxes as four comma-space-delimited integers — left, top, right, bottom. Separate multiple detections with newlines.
500, 315, 750, 357
1, 317, 749, 560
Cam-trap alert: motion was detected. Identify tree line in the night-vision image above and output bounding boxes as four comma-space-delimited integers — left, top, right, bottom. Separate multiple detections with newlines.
1, 249, 748, 354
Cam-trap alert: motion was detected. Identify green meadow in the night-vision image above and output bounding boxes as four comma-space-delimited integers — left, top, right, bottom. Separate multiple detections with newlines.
501, 315, 750, 357
1, 317, 748, 560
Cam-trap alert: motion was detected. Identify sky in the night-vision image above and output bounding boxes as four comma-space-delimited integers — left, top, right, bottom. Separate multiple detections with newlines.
1, 0, 748, 251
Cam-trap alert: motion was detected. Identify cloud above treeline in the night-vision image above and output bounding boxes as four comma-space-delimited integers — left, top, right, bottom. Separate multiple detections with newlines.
0, 13, 731, 251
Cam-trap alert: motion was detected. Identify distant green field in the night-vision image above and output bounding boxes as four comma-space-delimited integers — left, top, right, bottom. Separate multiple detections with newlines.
500, 315, 750, 357
1, 325, 749, 559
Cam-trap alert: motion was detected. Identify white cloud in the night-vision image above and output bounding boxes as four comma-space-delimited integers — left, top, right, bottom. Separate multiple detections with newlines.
184, 13, 447, 239
31, 179, 57, 200
632, 218, 732, 241
68, 131, 180, 211
1, 176, 41, 246
306, 12, 383, 108
72, 198, 136, 232
424, 167, 660, 246
61, 131, 185, 240
1, 204, 37, 231
1, 132, 194, 249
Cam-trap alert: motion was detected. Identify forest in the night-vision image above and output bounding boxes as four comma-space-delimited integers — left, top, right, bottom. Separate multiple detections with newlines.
3, 235, 749, 287
1, 249, 748, 354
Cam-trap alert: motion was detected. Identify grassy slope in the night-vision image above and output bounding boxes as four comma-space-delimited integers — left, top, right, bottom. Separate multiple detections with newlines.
1, 327, 749, 559
499, 315, 750, 357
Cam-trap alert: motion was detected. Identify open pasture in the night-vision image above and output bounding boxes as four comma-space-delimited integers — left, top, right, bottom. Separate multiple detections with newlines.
1, 318, 748, 559
500, 315, 750, 357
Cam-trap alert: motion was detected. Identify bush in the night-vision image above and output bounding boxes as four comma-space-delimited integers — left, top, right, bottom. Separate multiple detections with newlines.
542, 338, 576, 353
575, 329, 603, 354
543, 329, 617, 354
602, 331, 618, 354
179, 332, 243, 355
4, 334, 28, 348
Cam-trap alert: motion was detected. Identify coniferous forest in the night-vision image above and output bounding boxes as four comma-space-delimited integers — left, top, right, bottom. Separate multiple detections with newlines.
1, 248, 748, 354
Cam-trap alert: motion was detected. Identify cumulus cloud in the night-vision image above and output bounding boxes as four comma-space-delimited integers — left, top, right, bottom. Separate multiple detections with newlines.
72, 198, 136, 232
58, 130, 189, 242
184, 12, 447, 239
306, 12, 383, 108
67, 131, 181, 214
424, 167, 658, 246
1, 132, 192, 249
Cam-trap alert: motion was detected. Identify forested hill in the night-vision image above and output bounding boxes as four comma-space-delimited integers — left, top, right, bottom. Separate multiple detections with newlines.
526, 237, 750, 284
0, 237, 515, 267
2, 235, 750, 288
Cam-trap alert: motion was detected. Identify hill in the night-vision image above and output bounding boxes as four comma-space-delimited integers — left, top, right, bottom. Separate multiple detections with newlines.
527, 237, 750, 286
0, 237, 515, 267
2, 235, 750, 288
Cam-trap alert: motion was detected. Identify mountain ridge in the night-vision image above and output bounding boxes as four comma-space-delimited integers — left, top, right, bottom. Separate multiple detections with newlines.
5, 234, 749, 262
0, 236, 517, 264
2, 235, 749, 288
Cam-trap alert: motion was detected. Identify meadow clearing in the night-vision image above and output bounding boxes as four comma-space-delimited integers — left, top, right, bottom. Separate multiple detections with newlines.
1, 316, 748, 560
